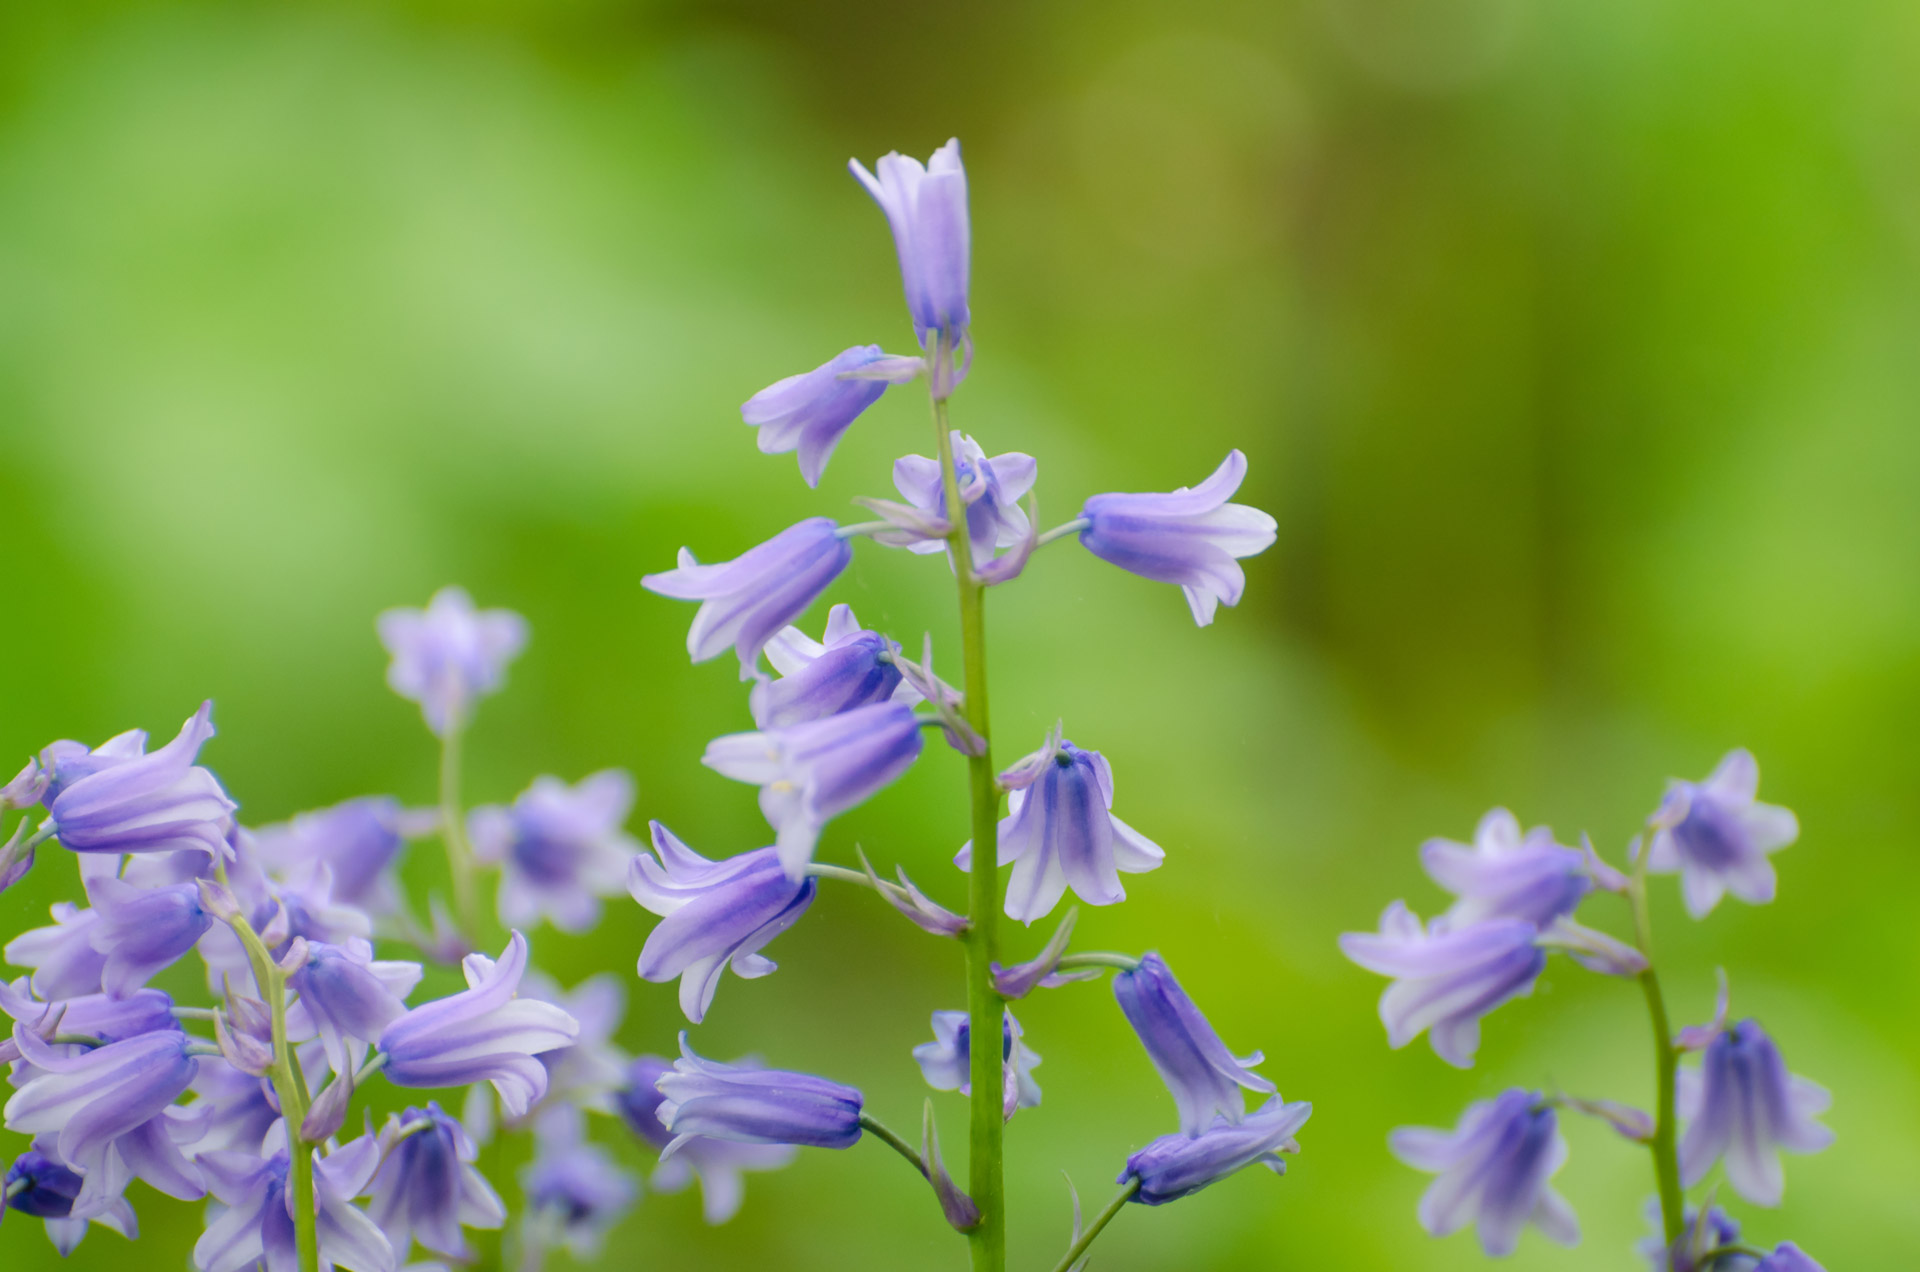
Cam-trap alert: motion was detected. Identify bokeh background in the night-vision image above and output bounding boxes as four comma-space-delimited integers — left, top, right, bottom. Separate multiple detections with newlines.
2, 0, 1917, 1267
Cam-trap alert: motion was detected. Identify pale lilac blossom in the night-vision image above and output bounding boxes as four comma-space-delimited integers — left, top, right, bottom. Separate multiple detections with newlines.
1112, 953, 1274, 1136
519, 1106, 638, 1262
912, 1009, 1042, 1121
750, 604, 917, 730
285, 938, 422, 1077
743, 345, 922, 487
469, 771, 638, 935
1121, 1097, 1311, 1206
517, 973, 630, 1115
0, 981, 179, 1065
251, 797, 406, 915
377, 587, 528, 737
192, 1125, 391, 1272
850, 140, 971, 350
1421, 809, 1589, 929
38, 702, 235, 859
892, 434, 1037, 570
643, 518, 853, 679
366, 1104, 505, 1261
655, 1035, 863, 1153
1390, 1090, 1579, 1257
1677, 1019, 1833, 1205
1637, 1202, 1747, 1272
83, 874, 212, 997
615, 1055, 795, 1224
1647, 750, 1799, 919
4, 903, 109, 1000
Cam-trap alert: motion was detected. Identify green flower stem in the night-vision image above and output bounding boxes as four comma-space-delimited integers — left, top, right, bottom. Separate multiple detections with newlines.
1626, 835, 1685, 1246
439, 721, 479, 942
1053, 952, 1142, 973
1049, 1179, 1140, 1272
859, 1113, 928, 1176
933, 390, 1006, 1272
217, 863, 320, 1272
1032, 518, 1091, 550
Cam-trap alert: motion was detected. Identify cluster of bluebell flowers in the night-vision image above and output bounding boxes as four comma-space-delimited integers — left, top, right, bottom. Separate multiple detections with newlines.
1342, 755, 1831, 1266
626, 137, 1296, 1271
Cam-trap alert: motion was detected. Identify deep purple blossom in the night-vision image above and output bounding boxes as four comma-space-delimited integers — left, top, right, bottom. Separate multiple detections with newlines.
850, 139, 970, 349
655, 1035, 863, 1153
703, 700, 923, 878
251, 797, 406, 914
3, 905, 108, 1002
616, 1055, 795, 1224
470, 771, 638, 934
1078, 450, 1278, 626
1390, 1090, 1578, 1257
892, 434, 1037, 570
377, 931, 579, 1118
629, 824, 817, 1024
750, 604, 917, 730
285, 938, 422, 1077
743, 345, 922, 487
1112, 953, 1274, 1136
3, 1148, 138, 1255
1122, 1096, 1312, 1206
377, 586, 528, 737
956, 732, 1162, 924
1421, 808, 1589, 929
1648, 750, 1799, 919
1339, 902, 1545, 1069
193, 1126, 391, 1272
520, 1107, 639, 1261
1677, 1019, 1833, 1205
83, 874, 212, 997
38, 702, 235, 859
912, 1009, 1042, 1121
367, 1104, 505, 1261
643, 518, 854, 679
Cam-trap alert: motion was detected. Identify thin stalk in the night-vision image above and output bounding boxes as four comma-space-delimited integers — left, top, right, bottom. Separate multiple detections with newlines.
1049, 1179, 1140, 1272
933, 388, 1005, 1272
1032, 518, 1090, 549
1627, 837, 1685, 1245
1053, 952, 1142, 973
439, 721, 478, 940
859, 1113, 928, 1177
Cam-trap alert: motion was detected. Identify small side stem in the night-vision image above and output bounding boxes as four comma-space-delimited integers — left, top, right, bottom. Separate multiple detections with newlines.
1053, 952, 1142, 973
439, 722, 478, 940
1032, 518, 1090, 549
1627, 837, 1685, 1246
859, 1113, 928, 1177
1049, 1179, 1140, 1272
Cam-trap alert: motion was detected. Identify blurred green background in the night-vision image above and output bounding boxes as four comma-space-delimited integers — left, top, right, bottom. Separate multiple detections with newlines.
2, 0, 1916, 1267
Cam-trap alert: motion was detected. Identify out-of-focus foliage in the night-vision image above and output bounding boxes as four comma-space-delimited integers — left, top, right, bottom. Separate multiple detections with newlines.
2, 1, 1915, 1267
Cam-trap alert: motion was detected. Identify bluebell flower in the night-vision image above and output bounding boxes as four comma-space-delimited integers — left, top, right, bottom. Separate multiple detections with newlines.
3, 906, 108, 1002
519, 1106, 639, 1262
1755, 1245, 1825, 1271
1121, 1096, 1312, 1206
252, 797, 406, 915
616, 1054, 796, 1224
377, 931, 579, 1118
912, 1009, 1042, 1121
1647, 750, 1799, 919
193, 1124, 391, 1272
1112, 953, 1274, 1136
703, 700, 924, 878
37, 702, 235, 859
469, 771, 638, 935
957, 730, 1163, 924
0, 981, 179, 1065
83, 874, 212, 998
366, 1103, 505, 1261
743, 345, 923, 487
643, 517, 854, 679
750, 604, 918, 730
1390, 1089, 1578, 1257
892, 434, 1038, 570
1677, 1019, 1832, 1205
1078, 450, 1278, 626
285, 938, 422, 1077
377, 586, 528, 737
1637, 1201, 1747, 1272
3, 1148, 138, 1255
1339, 902, 1544, 1068
655, 1034, 864, 1153
628, 823, 817, 1024
1421, 808, 1590, 929
516, 972, 630, 1116
185, 1060, 281, 1157
850, 140, 970, 351
4, 1026, 206, 1213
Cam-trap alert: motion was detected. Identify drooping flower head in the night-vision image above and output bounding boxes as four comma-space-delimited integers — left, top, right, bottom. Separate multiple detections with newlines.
377, 587, 528, 737
750, 605, 917, 730
0, 981, 180, 1065
366, 1103, 505, 1261
3, 902, 108, 1000
284, 938, 422, 1077
469, 770, 638, 934
655, 1034, 864, 1154
743, 345, 923, 487
38, 702, 235, 859
1677, 1018, 1833, 1205
957, 730, 1163, 924
615, 1055, 795, 1224
251, 797, 407, 915
1647, 750, 1799, 918
1112, 953, 1274, 1136
3, 1026, 203, 1192
82, 874, 213, 998
850, 140, 970, 353
892, 434, 1037, 570
629, 823, 817, 1024
1339, 902, 1545, 1068
1421, 808, 1590, 929
911, 1008, 1042, 1121
643, 518, 853, 680
703, 700, 923, 878
1390, 1089, 1579, 1257
3, 1148, 138, 1255
1121, 1096, 1311, 1206
192, 1125, 391, 1272
1078, 450, 1278, 626
377, 931, 579, 1118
